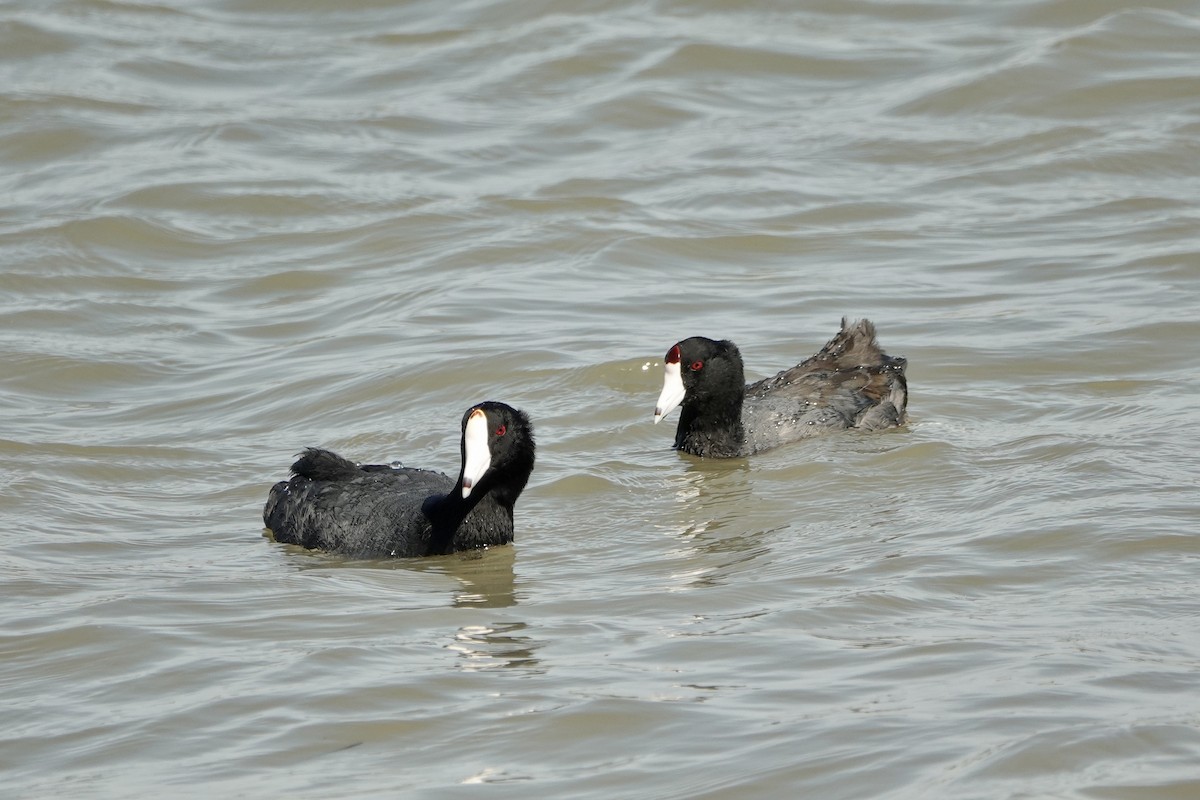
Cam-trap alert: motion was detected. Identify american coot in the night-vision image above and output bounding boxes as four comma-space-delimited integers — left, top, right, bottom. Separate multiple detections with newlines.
653, 318, 907, 458
263, 402, 535, 558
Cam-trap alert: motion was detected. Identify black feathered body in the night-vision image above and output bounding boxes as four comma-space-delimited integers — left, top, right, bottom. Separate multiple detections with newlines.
263, 450, 514, 558
262, 403, 534, 558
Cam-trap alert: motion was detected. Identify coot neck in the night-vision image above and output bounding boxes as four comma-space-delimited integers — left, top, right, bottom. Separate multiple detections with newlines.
424, 464, 529, 556
674, 392, 746, 458
423, 486, 475, 556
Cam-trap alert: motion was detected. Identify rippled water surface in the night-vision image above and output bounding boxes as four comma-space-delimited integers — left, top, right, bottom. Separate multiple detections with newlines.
3, 0, 1199, 797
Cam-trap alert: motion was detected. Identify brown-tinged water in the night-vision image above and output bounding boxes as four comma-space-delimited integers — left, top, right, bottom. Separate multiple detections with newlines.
2, 1, 1199, 797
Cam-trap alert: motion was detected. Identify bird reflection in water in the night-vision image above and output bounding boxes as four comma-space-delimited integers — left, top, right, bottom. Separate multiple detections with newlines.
663, 457, 755, 543
447, 620, 539, 672
439, 546, 542, 672
657, 459, 776, 591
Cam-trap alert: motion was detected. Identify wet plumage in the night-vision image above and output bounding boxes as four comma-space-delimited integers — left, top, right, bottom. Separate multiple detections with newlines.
653, 318, 907, 458
263, 402, 535, 557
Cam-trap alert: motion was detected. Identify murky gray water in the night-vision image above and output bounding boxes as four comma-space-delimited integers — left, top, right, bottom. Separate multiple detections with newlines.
3, 0, 1199, 797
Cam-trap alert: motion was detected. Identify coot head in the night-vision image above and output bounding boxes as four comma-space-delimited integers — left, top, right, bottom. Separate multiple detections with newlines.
653, 337, 745, 423
459, 401, 536, 501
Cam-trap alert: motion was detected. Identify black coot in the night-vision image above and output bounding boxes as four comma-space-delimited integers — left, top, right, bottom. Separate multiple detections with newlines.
653, 318, 907, 458
263, 402, 535, 557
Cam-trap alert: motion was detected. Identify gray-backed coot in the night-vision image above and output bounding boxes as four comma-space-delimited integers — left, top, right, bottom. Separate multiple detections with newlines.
653, 318, 907, 458
263, 401, 535, 557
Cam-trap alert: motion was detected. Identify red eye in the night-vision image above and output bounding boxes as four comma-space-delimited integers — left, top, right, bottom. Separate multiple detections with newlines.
690, 360, 704, 371
495, 424, 507, 437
